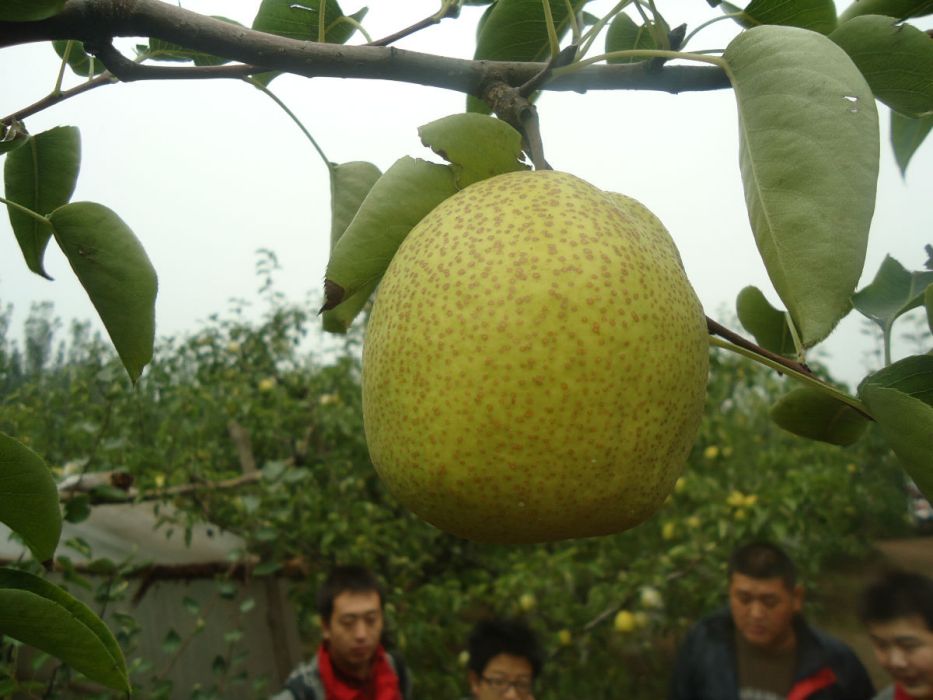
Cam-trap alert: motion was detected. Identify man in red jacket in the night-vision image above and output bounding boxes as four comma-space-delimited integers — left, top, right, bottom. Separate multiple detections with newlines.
273, 565, 412, 700
669, 540, 874, 700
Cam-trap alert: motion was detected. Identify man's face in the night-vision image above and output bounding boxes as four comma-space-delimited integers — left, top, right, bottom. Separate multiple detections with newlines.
469, 653, 535, 700
729, 572, 802, 651
322, 590, 384, 677
867, 615, 933, 700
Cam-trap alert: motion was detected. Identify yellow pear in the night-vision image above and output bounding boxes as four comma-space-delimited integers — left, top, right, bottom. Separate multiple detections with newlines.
362, 170, 708, 543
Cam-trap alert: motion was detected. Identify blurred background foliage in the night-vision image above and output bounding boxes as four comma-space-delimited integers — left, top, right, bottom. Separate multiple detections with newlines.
0, 253, 918, 699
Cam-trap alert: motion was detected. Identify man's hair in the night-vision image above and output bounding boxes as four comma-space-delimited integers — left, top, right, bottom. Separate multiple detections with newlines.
316, 564, 385, 623
859, 571, 933, 630
467, 618, 543, 679
728, 540, 798, 589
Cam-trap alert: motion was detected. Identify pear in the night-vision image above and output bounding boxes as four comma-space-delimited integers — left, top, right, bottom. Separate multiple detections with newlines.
362, 170, 708, 543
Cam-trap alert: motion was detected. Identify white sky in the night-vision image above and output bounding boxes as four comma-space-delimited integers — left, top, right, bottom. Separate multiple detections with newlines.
1, 1, 930, 390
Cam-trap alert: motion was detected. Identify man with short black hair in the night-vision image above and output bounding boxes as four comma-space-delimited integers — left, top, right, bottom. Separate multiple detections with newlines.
860, 570, 933, 700
669, 540, 874, 700
465, 618, 542, 700
272, 564, 412, 700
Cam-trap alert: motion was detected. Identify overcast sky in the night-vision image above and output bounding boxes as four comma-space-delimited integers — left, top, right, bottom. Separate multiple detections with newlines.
1, 1, 930, 389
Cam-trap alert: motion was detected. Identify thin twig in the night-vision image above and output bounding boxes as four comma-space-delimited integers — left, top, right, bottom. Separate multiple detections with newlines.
3, 76, 110, 123
706, 316, 812, 377
518, 44, 578, 97
367, 0, 461, 47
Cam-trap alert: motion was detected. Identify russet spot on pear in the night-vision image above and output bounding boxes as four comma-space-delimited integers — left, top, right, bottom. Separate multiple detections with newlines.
362, 170, 709, 543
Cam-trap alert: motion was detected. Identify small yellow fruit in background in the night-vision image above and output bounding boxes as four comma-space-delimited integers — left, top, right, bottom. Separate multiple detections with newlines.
363, 170, 709, 543
726, 490, 746, 507
519, 593, 537, 612
639, 586, 664, 609
614, 610, 637, 633
558, 629, 572, 646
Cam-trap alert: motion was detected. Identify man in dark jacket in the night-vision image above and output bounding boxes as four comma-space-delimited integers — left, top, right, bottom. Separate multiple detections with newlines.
272, 565, 412, 700
669, 540, 874, 700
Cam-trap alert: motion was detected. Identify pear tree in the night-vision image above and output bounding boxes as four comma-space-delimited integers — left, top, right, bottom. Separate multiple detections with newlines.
0, 0, 932, 685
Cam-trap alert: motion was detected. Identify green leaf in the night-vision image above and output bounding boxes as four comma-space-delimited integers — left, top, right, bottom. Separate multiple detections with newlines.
63, 495, 91, 524
605, 13, 662, 63
0, 568, 130, 691
329, 161, 382, 250
830, 15, 933, 119
145, 41, 228, 67
723, 0, 838, 34
322, 278, 378, 334
252, 0, 364, 42
861, 354, 933, 407
0, 0, 65, 21
859, 355, 933, 498
723, 26, 879, 347
852, 255, 933, 334
0, 120, 29, 155
162, 628, 181, 654
252, 561, 282, 576
926, 284, 933, 334
736, 286, 796, 357
468, 0, 586, 113
322, 157, 457, 312
891, 111, 932, 176
4, 126, 81, 278
249, 5, 367, 86
0, 433, 61, 561
839, 0, 933, 22
321, 161, 383, 333
770, 387, 870, 445
52, 41, 107, 77
418, 114, 527, 188
48, 202, 158, 383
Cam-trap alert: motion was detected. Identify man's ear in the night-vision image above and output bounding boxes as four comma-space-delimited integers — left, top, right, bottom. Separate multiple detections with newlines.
319, 615, 331, 641
468, 670, 481, 696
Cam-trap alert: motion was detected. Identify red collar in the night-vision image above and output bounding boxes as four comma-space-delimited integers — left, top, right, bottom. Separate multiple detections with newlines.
317, 644, 402, 700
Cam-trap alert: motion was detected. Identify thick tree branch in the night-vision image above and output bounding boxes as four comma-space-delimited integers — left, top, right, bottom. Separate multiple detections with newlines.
0, 0, 730, 100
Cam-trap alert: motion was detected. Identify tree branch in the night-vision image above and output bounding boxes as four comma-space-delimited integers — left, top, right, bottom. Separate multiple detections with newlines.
58, 471, 263, 505
3, 71, 116, 123
0, 0, 729, 101
367, 0, 461, 48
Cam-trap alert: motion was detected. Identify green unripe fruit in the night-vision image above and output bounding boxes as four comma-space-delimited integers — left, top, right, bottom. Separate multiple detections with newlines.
362, 170, 708, 543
